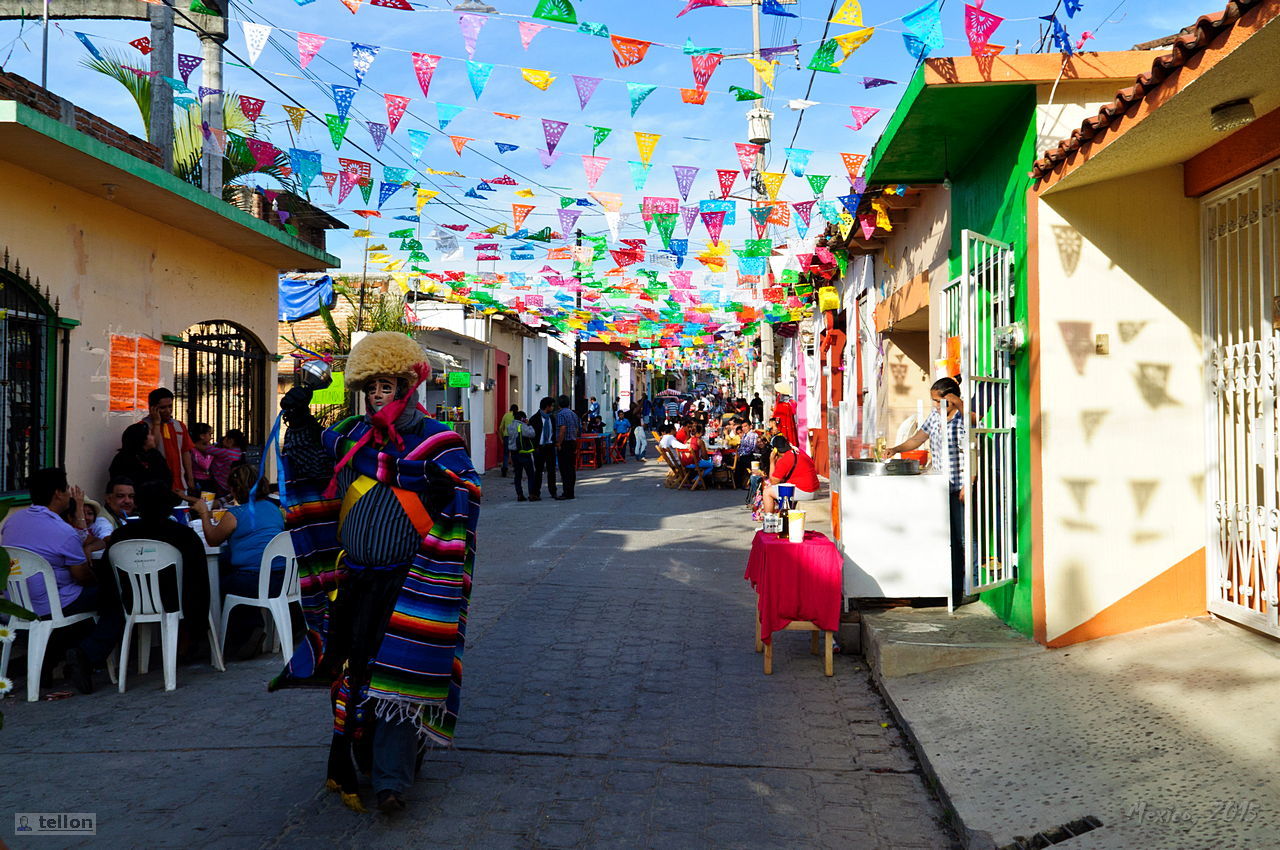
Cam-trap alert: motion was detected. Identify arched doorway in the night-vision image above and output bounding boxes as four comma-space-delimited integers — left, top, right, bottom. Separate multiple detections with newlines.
0, 258, 68, 495
171, 321, 268, 447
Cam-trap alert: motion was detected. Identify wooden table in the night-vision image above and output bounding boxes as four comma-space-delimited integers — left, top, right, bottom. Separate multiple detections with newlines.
744, 530, 842, 676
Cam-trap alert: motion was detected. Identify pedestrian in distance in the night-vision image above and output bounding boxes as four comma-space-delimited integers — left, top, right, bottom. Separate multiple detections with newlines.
554, 394, 581, 500
508, 411, 537, 501
498, 404, 517, 478
750, 392, 764, 426
528, 397, 559, 501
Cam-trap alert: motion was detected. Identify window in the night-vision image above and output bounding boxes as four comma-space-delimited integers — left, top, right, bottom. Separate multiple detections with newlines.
0, 257, 69, 496
171, 321, 268, 447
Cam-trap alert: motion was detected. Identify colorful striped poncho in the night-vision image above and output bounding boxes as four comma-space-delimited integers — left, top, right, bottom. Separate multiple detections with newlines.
270, 413, 482, 746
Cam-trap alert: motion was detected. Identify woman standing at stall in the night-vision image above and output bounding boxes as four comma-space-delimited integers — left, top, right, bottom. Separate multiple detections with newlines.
885, 377, 967, 603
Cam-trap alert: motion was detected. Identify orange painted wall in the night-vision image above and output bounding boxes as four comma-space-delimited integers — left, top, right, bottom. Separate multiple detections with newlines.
1184, 105, 1280, 197
1046, 549, 1207, 647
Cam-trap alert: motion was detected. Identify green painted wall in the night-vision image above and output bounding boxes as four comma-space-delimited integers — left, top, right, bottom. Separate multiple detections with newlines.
946, 88, 1037, 638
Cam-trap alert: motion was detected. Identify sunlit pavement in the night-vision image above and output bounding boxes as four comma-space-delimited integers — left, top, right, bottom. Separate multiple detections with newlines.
1, 459, 956, 849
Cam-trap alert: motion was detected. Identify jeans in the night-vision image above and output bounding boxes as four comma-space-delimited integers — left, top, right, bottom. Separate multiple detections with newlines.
499, 440, 509, 475
372, 715, 420, 794
633, 428, 647, 459
949, 491, 966, 604
686, 459, 714, 479
512, 452, 536, 497
535, 444, 558, 497
557, 440, 578, 498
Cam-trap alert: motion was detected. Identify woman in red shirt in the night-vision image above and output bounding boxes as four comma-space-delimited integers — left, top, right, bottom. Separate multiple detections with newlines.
762, 434, 819, 513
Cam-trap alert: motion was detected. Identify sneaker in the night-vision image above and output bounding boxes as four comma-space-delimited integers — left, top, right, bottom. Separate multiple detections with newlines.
64, 647, 94, 695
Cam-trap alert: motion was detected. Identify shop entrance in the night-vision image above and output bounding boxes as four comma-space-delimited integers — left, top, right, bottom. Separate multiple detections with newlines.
1203, 161, 1280, 639
946, 231, 1018, 595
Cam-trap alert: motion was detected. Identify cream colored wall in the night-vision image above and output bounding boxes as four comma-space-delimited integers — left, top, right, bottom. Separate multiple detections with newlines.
879, 187, 951, 302
1036, 165, 1204, 642
877, 334, 932, 442
0, 160, 281, 494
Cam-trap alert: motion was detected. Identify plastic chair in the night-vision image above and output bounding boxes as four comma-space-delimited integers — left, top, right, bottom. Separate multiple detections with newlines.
577, 437, 600, 470
609, 433, 630, 463
1, 547, 99, 702
109, 540, 186, 693
219, 532, 301, 664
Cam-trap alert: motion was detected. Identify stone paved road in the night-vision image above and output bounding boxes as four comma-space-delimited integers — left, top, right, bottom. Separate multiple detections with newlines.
1, 460, 957, 849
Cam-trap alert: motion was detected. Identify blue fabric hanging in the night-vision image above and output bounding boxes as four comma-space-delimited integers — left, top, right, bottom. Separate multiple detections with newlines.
278, 275, 335, 322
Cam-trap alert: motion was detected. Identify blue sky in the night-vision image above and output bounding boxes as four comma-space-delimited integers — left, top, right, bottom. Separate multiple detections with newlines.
1, 0, 1215, 273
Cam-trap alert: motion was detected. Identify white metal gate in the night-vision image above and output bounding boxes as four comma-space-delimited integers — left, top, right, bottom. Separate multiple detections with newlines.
959, 231, 1018, 594
1204, 162, 1280, 637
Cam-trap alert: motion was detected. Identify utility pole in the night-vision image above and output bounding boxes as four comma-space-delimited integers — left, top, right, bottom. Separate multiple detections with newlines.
745, 0, 778, 417
198, 0, 227, 196
573, 228, 586, 414
150, 0, 176, 172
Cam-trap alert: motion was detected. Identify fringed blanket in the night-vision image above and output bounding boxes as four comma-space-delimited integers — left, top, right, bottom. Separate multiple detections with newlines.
270, 414, 482, 747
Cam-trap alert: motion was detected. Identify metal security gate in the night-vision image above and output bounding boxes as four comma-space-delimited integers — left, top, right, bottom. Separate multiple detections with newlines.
172, 321, 268, 446
960, 231, 1018, 594
1203, 162, 1280, 637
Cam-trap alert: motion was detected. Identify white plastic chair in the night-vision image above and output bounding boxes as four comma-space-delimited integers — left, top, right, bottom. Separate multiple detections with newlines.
109, 540, 186, 693
1, 547, 98, 702
219, 532, 301, 663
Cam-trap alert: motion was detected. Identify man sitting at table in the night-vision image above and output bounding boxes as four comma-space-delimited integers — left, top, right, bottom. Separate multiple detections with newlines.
100, 476, 136, 531
761, 435, 821, 513
1, 468, 125, 694
107, 479, 212, 663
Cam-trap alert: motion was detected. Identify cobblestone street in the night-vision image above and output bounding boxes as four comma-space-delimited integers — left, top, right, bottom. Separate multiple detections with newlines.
2, 461, 957, 849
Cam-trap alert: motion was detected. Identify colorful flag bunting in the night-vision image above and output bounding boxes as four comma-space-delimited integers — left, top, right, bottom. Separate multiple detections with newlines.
1064, 0, 1083, 17
833, 27, 875, 65
496, 142, 519, 154
331, 84, 357, 122
746, 58, 778, 89
691, 53, 723, 91
840, 152, 866, 177
408, 129, 429, 158
458, 13, 487, 59
351, 42, 379, 87
247, 138, 279, 170
450, 135, 473, 155
965, 4, 1003, 54
784, 148, 812, 177
129, 37, 152, 55
466, 61, 493, 99
378, 181, 404, 208
761, 172, 785, 201
1041, 14, 1074, 55
512, 204, 536, 229
573, 75, 602, 110
75, 33, 104, 61
673, 165, 699, 201
627, 82, 657, 116
807, 39, 841, 73
519, 21, 548, 49
716, 169, 738, 198
831, 0, 862, 24
863, 76, 896, 88
238, 95, 265, 123
633, 131, 660, 164
629, 161, 652, 191
730, 86, 763, 101
283, 104, 307, 132
611, 36, 651, 68
847, 106, 880, 130
590, 126, 613, 149
735, 143, 761, 178
437, 102, 465, 129
241, 21, 272, 65
681, 88, 709, 105
701, 210, 726, 245
326, 114, 351, 149
522, 68, 556, 90
559, 208, 582, 234
807, 174, 830, 195
578, 21, 609, 37
762, 0, 795, 16
532, 0, 577, 25
542, 118, 569, 154
383, 93, 410, 133
582, 155, 609, 188
367, 121, 388, 150
538, 149, 561, 168
177, 54, 202, 85
411, 53, 440, 98
677, 0, 726, 16
903, 0, 945, 59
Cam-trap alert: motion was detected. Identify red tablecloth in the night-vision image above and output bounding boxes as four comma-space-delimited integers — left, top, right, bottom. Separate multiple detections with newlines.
744, 530, 842, 644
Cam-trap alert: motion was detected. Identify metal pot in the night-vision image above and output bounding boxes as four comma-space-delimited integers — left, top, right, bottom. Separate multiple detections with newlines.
298, 359, 333, 390
846, 458, 921, 477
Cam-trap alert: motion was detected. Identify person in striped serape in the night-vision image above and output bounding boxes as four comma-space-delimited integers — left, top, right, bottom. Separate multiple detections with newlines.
271, 332, 482, 815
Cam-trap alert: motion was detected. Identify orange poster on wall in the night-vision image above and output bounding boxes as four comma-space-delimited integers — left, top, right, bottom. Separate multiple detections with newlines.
135, 337, 162, 410
109, 334, 138, 413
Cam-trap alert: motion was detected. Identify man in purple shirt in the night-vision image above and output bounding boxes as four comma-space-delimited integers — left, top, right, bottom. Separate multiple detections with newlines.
1, 467, 124, 694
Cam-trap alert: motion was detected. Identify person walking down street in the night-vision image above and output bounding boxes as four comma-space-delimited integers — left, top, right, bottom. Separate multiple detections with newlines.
142, 387, 197, 498
508, 411, 537, 502
640, 394, 652, 430
554, 394, 581, 500
750, 393, 765, 427
498, 404, 517, 478
529, 397, 558, 501
628, 406, 647, 462
271, 332, 482, 815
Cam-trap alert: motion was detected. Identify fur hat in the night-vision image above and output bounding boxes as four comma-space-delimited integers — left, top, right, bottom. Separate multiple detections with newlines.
345, 331, 427, 388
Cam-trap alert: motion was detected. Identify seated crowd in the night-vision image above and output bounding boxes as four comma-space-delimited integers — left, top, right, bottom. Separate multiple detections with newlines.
0, 386, 286, 697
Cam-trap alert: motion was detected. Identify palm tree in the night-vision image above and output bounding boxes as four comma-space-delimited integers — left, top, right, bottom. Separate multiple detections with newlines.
82, 51, 292, 193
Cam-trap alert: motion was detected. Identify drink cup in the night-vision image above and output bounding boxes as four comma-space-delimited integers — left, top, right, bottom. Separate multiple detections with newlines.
777, 483, 795, 502
787, 511, 806, 543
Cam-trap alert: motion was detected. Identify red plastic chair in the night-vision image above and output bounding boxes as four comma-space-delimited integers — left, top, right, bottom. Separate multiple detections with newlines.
609, 433, 629, 463
577, 436, 601, 469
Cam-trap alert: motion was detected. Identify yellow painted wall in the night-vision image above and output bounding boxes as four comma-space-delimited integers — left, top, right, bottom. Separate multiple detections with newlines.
0, 159, 281, 494
1036, 165, 1205, 643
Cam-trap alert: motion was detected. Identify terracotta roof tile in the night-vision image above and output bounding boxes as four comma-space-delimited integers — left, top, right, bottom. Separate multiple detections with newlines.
1033, 0, 1269, 182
